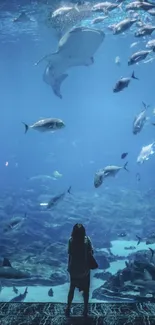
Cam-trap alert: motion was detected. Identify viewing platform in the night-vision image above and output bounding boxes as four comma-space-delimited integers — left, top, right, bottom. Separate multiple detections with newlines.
1, 301, 155, 325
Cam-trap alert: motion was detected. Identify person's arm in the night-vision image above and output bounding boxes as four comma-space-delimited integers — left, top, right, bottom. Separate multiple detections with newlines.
87, 236, 94, 254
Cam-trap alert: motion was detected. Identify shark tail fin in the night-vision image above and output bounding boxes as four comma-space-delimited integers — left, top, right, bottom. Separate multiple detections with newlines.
144, 269, 152, 281
124, 162, 129, 172
52, 74, 68, 99
67, 186, 72, 194
142, 101, 150, 110
136, 235, 142, 245
22, 122, 29, 134
131, 71, 139, 80
2, 258, 12, 267
149, 247, 155, 260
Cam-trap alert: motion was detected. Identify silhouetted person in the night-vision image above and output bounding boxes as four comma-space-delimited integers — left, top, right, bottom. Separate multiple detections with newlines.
65, 223, 94, 317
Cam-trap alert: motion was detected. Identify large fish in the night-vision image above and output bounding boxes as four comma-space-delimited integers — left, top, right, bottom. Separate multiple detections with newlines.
94, 162, 129, 188
36, 27, 105, 98
22, 118, 65, 133
0, 258, 30, 280
133, 102, 149, 135
137, 142, 155, 163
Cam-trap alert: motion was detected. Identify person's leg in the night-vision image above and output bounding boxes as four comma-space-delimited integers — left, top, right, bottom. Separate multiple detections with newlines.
83, 273, 90, 316
83, 288, 89, 316
65, 282, 75, 316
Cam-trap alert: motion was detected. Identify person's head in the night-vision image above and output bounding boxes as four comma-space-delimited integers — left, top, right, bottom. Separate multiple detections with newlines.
71, 223, 86, 242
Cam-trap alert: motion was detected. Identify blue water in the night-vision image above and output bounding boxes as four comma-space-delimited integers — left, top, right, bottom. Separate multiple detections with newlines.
0, 0, 155, 304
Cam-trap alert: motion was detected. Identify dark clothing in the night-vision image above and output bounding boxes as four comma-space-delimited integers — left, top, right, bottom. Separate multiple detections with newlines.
70, 272, 90, 292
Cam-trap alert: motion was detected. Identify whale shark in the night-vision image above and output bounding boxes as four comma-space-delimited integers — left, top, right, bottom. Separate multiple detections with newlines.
35, 26, 105, 98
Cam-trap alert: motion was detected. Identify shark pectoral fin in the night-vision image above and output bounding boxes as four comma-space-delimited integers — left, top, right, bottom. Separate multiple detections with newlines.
52, 73, 68, 99
34, 52, 56, 66
2, 257, 12, 267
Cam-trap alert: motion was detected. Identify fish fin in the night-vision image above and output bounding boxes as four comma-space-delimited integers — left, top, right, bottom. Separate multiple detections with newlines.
2, 258, 12, 267
144, 269, 152, 281
136, 235, 142, 245
139, 288, 147, 297
131, 71, 139, 80
67, 186, 72, 194
25, 287, 28, 294
149, 247, 154, 260
125, 261, 129, 268
22, 122, 29, 134
142, 101, 150, 110
117, 3, 123, 11
34, 53, 55, 66
52, 73, 68, 99
124, 161, 129, 172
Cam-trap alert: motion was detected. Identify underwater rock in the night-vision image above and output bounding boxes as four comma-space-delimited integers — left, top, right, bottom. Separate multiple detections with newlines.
95, 253, 110, 269
94, 271, 111, 281
49, 270, 68, 285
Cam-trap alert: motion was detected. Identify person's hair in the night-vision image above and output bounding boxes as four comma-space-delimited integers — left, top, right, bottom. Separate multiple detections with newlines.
71, 223, 86, 244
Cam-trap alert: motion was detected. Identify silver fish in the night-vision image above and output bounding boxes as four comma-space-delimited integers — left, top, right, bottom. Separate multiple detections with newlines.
128, 50, 152, 65
133, 102, 149, 134
135, 24, 155, 37
113, 71, 138, 92
22, 118, 65, 133
94, 162, 129, 188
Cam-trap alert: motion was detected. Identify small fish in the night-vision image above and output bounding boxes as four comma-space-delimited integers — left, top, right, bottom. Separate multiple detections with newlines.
92, 16, 108, 24
112, 18, 137, 34
121, 152, 128, 159
146, 39, 155, 50
136, 172, 141, 181
48, 288, 54, 297
13, 286, 18, 294
128, 50, 152, 65
9, 287, 28, 302
137, 142, 155, 164
47, 186, 71, 209
115, 56, 121, 65
113, 71, 138, 92
130, 42, 138, 48
22, 118, 65, 134
135, 25, 155, 37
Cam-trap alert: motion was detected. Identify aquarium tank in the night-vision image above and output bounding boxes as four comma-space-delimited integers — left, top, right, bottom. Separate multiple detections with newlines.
1, 0, 155, 308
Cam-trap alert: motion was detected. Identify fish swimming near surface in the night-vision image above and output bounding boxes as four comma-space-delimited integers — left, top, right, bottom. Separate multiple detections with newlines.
128, 50, 153, 65
112, 18, 137, 34
94, 162, 129, 188
9, 287, 28, 302
47, 186, 72, 209
113, 71, 138, 92
135, 24, 155, 37
0, 258, 30, 280
22, 118, 65, 134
